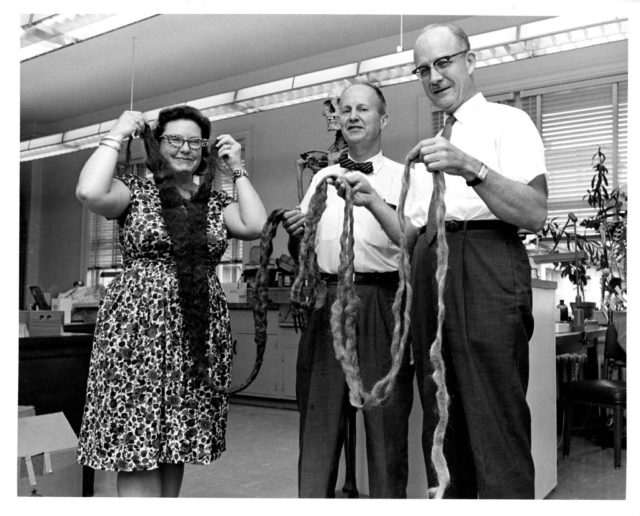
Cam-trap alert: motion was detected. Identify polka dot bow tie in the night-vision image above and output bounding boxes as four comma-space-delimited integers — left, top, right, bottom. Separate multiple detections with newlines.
338, 152, 374, 174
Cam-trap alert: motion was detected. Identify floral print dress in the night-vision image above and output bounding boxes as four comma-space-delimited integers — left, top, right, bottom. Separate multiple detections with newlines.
77, 173, 234, 471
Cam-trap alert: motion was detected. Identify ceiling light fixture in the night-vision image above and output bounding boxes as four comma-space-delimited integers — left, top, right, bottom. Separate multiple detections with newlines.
293, 63, 358, 89
21, 14, 157, 61
20, 16, 628, 162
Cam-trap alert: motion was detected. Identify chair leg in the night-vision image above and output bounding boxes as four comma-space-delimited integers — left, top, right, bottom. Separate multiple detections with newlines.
563, 401, 573, 458
613, 406, 623, 469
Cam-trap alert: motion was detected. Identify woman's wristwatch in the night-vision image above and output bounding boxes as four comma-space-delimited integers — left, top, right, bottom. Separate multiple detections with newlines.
466, 162, 489, 187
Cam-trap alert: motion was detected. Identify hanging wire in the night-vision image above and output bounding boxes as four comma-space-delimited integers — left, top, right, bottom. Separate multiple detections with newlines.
130, 37, 136, 110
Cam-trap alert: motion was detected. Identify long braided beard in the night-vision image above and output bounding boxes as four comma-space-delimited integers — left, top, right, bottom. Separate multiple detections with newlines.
141, 126, 214, 380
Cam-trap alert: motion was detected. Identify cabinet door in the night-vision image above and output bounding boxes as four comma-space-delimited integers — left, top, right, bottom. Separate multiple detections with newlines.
280, 326, 300, 400
231, 332, 282, 398
282, 346, 298, 400
229, 309, 282, 398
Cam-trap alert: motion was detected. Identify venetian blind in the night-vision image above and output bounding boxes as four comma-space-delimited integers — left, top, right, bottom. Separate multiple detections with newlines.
86, 163, 145, 285
87, 212, 122, 269
213, 151, 245, 284
541, 80, 627, 224
213, 150, 244, 265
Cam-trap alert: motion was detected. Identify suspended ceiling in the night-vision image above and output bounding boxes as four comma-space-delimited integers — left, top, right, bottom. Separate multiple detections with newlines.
20, 13, 549, 141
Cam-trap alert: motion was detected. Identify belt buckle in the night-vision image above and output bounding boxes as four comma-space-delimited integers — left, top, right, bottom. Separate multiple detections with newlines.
445, 220, 462, 232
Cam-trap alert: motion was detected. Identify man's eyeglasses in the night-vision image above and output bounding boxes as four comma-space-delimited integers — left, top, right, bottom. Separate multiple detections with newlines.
160, 134, 209, 150
412, 49, 469, 80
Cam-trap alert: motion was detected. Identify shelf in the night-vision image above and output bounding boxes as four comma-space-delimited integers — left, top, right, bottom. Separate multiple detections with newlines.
530, 251, 587, 264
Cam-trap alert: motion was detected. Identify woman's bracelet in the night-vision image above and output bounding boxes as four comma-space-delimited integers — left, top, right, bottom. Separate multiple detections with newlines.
232, 167, 249, 182
102, 135, 123, 144
99, 139, 121, 152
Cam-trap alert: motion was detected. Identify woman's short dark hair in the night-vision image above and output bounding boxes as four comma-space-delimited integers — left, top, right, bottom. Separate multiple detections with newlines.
153, 105, 212, 175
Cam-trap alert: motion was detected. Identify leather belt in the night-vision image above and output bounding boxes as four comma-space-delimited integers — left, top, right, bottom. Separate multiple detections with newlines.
419, 220, 517, 235
321, 271, 399, 284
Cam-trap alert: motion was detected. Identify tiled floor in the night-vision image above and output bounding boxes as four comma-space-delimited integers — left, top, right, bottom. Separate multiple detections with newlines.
547, 432, 626, 499
92, 400, 626, 499
93, 400, 299, 498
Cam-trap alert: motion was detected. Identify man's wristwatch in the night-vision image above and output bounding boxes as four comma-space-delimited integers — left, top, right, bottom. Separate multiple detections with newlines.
466, 162, 489, 187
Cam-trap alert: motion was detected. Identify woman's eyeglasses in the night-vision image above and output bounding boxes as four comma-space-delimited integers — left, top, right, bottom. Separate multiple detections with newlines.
160, 134, 209, 150
412, 49, 469, 80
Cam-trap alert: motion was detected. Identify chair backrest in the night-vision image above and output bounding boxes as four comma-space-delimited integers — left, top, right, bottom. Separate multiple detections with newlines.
603, 319, 626, 380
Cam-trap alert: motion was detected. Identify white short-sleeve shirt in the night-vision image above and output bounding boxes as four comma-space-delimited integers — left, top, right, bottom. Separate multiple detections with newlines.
405, 92, 548, 227
300, 151, 407, 274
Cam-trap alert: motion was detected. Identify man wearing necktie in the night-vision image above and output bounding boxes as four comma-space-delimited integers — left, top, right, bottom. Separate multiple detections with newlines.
282, 82, 414, 498
403, 23, 549, 498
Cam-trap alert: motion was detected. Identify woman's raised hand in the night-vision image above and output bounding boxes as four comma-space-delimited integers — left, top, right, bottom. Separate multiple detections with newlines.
108, 110, 147, 141
215, 134, 242, 168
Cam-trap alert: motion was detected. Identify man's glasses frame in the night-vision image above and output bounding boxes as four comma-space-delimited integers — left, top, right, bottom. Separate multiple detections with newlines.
160, 134, 209, 150
412, 49, 470, 80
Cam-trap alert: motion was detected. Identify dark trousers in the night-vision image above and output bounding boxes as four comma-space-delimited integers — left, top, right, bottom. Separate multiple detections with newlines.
410, 227, 535, 498
296, 279, 414, 498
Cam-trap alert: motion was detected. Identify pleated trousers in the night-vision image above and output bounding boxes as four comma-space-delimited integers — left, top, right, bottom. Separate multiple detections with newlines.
296, 278, 414, 498
410, 226, 535, 498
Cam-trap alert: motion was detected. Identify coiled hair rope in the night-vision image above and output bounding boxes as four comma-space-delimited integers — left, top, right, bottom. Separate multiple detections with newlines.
231, 207, 287, 393
403, 160, 451, 499
288, 164, 451, 498
203, 149, 286, 395
290, 176, 413, 411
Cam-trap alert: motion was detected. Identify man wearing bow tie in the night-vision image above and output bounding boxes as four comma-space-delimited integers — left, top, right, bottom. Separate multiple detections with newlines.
283, 82, 414, 498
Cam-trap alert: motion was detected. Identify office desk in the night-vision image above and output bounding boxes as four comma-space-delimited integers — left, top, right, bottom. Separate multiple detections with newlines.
18, 333, 94, 496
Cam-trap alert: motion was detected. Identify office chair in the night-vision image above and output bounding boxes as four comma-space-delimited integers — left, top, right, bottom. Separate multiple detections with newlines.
561, 318, 626, 468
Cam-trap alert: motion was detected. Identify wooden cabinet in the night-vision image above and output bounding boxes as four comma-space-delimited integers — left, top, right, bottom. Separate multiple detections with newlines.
281, 326, 299, 399
528, 279, 558, 499
19, 334, 95, 496
229, 306, 299, 400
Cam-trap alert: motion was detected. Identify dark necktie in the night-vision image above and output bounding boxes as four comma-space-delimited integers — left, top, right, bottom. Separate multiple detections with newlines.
339, 152, 374, 174
425, 114, 456, 242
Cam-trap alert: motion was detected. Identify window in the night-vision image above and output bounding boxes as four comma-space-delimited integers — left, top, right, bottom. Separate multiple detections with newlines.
85, 163, 145, 287
213, 135, 247, 284
536, 78, 627, 222
85, 134, 248, 286
429, 77, 628, 229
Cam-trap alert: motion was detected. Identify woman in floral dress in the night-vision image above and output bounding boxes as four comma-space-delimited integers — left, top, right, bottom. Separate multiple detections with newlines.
75, 106, 267, 496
